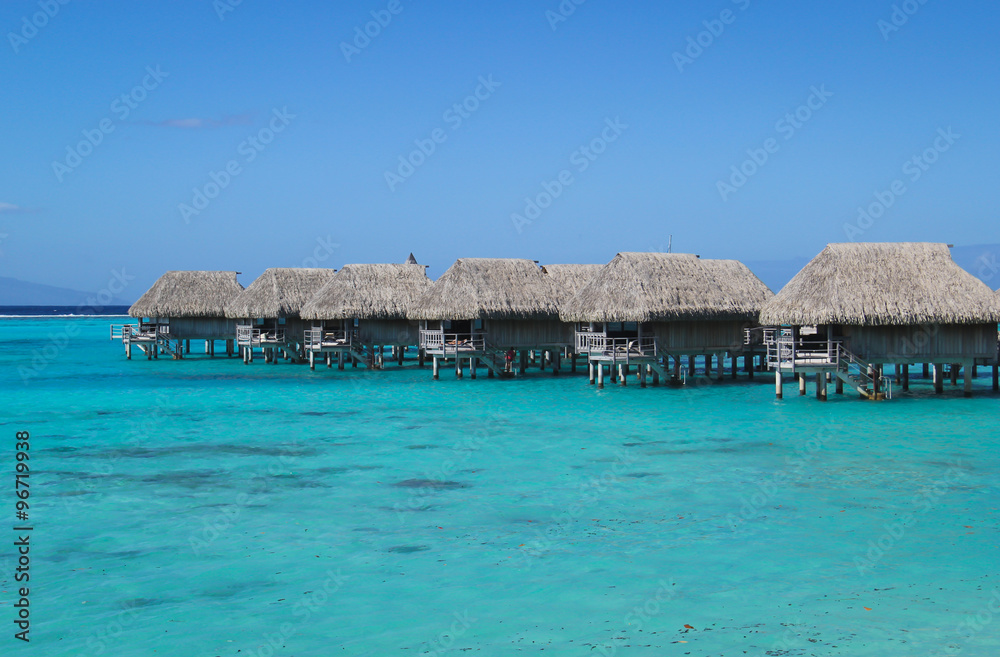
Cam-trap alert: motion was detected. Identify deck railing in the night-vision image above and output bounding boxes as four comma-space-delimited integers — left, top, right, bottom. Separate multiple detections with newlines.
304, 328, 353, 350
110, 324, 135, 341
236, 325, 261, 347
419, 330, 485, 354
764, 330, 840, 370
575, 333, 657, 358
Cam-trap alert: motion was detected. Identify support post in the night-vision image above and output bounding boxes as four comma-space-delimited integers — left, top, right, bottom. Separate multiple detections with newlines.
951, 363, 960, 386
597, 362, 604, 389
552, 352, 560, 376
688, 355, 695, 377
519, 351, 527, 374
934, 364, 944, 394
994, 364, 999, 392
618, 364, 626, 386
799, 374, 806, 396
923, 363, 930, 378
309, 350, 315, 370
731, 355, 738, 379
964, 361, 973, 397
589, 360, 595, 385
673, 356, 681, 382
326, 353, 332, 368
571, 354, 577, 373
775, 370, 783, 399
902, 365, 909, 391
816, 373, 827, 401
418, 348, 425, 368
640, 364, 647, 388
455, 359, 462, 379
470, 357, 477, 380
835, 373, 843, 395
433, 356, 439, 380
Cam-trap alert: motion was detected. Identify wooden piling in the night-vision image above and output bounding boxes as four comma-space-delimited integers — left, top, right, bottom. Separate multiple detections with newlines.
433, 356, 439, 380
589, 360, 595, 385
618, 364, 626, 386
470, 357, 476, 379
994, 364, 999, 392
309, 351, 315, 370
688, 356, 695, 377
902, 365, 909, 391
640, 364, 647, 388
775, 370, 783, 399
597, 362, 604, 389
964, 361, 973, 397
799, 374, 806, 396
934, 363, 944, 394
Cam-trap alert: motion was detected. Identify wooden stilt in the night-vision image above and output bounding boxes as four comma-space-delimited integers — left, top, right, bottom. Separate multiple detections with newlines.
455, 359, 462, 379
470, 357, 477, 379
338, 351, 345, 370
651, 365, 659, 386
185, 339, 190, 354
835, 373, 843, 395
816, 373, 826, 401
640, 363, 647, 388
418, 348, 425, 368
964, 361, 973, 397
775, 370, 783, 399
716, 353, 725, 381
397, 347, 404, 366
923, 363, 930, 378
973, 364, 978, 379
902, 364, 909, 391
571, 354, 577, 373
934, 364, 944, 394
432, 356, 439, 380
993, 364, 999, 392
731, 355, 738, 379
688, 355, 695, 377
706, 354, 713, 376
552, 352, 560, 376
519, 351, 527, 374
673, 356, 681, 382
326, 353, 332, 368
618, 364, 626, 386
745, 355, 753, 380
951, 363, 960, 386
799, 374, 806, 395
589, 360, 595, 384
597, 362, 604, 389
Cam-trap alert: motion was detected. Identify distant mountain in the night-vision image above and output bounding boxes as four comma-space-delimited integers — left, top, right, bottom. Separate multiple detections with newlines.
0, 276, 133, 306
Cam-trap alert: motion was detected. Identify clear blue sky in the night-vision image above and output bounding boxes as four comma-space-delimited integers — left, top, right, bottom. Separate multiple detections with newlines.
2, 0, 998, 298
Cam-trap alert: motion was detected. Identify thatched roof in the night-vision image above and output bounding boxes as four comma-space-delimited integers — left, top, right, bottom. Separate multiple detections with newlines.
560, 252, 773, 323
412, 258, 559, 320
224, 268, 336, 319
300, 263, 432, 320
129, 271, 243, 318
759, 243, 1000, 326
541, 264, 603, 308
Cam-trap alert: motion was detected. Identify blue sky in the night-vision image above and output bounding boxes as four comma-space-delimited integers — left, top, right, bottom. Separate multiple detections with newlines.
2, 0, 998, 298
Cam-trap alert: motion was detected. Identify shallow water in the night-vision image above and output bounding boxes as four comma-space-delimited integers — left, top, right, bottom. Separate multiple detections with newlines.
2, 317, 998, 656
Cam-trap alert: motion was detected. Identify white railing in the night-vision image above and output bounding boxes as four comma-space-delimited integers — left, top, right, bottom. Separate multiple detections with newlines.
419, 331, 485, 354
764, 330, 839, 370
110, 324, 135, 341
304, 328, 353, 350
575, 333, 656, 358
236, 325, 261, 347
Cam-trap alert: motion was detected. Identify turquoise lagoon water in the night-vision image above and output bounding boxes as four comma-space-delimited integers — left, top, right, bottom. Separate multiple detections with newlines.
1, 316, 999, 656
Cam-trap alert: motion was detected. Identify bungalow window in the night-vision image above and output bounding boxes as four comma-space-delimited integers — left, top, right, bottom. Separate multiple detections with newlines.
278, 316, 286, 325
474, 319, 483, 331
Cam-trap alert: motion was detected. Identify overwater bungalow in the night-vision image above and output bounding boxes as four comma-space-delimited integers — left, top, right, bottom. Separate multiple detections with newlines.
758, 243, 1000, 399
299, 259, 433, 370
225, 268, 336, 364
115, 270, 244, 359
539, 264, 603, 372
561, 253, 773, 388
412, 258, 564, 379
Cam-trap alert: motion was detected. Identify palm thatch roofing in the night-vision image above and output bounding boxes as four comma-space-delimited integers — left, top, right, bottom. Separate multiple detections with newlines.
300, 263, 432, 320
224, 268, 336, 319
129, 271, 243, 318
412, 258, 559, 320
541, 264, 603, 309
560, 252, 773, 323
759, 243, 1000, 326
